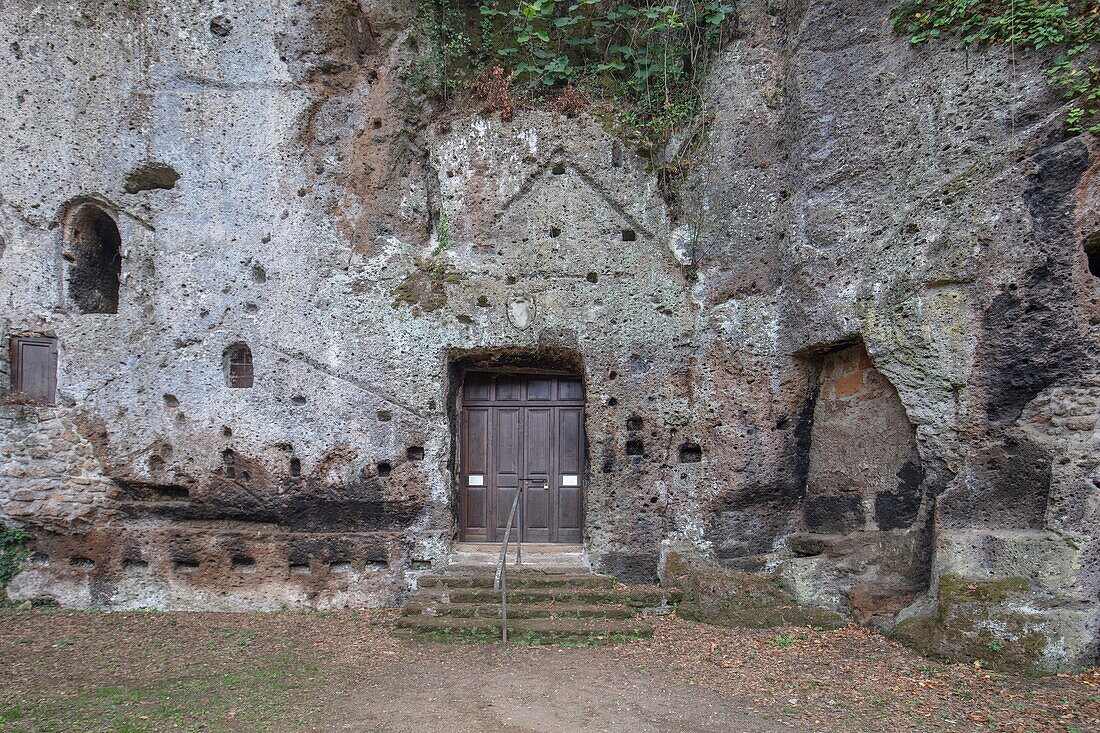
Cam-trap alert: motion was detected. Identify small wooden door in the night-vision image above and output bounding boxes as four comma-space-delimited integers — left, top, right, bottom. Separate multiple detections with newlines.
459, 372, 584, 544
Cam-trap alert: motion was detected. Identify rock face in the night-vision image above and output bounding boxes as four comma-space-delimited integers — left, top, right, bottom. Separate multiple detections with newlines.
0, 1, 1096, 671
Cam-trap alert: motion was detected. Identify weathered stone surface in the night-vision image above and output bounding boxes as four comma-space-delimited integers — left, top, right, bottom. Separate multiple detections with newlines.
664, 552, 847, 630
0, 0, 1096, 669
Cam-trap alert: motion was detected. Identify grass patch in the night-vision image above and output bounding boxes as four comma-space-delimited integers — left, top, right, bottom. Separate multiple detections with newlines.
0, 655, 319, 733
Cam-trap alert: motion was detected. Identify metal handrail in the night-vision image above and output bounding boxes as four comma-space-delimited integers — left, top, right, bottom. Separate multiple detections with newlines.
493, 478, 543, 642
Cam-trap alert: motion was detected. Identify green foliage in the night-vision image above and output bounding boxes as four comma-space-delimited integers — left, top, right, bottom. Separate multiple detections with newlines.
410, 0, 475, 101
432, 211, 454, 256
767, 633, 795, 649
891, 1, 1100, 133
413, 1, 737, 146
1, 525, 31, 599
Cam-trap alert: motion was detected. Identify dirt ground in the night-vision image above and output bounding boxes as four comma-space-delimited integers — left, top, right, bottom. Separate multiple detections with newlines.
0, 609, 1096, 733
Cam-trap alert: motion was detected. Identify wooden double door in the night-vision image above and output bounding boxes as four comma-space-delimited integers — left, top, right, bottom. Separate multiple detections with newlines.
459, 372, 584, 544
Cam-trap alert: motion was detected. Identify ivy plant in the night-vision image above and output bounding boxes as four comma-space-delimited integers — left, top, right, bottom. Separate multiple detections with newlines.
412, 1, 737, 148
1, 525, 31, 602
891, 1, 1099, 133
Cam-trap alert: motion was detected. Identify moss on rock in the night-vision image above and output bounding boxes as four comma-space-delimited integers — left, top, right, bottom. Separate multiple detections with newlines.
392, 258, 463, 313
892, 574, 1050, 673
664, 552, 847, 631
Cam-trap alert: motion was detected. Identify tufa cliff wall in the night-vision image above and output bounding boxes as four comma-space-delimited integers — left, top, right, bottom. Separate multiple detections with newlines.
0, 0, 1096, 671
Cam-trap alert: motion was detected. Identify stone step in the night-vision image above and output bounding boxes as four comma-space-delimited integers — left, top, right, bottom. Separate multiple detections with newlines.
414, 585, 676, 608
416, 572, 616, 590
393, 614, 654, 645
402, 601, 637, 620
453, 543, 583, 554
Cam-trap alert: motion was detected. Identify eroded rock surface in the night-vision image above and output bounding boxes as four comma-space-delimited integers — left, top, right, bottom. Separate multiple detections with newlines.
0, 0, 1097, 671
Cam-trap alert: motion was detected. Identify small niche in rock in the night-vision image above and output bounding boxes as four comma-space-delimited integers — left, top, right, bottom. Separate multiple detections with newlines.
232, 556, 256, 572
622, 229, 637, 242
411, 560, 432, 571
377, 461, 392, 477
289, 563, 311, 575
223, 343, 253, 388
365, 561, 389, 571
222, 425, 233, 437
608, 370, 618, 380
174, 559, 200, 573
625, 439, 644, 456
240, 470, 251, 484
506, 275, 517, 284
372, 118, 383, 129
123, 161, 180, 193
377, 410, 392, 422
476, 295, 490, 307
1085, 232, 1100, 277
163, 394, 179, 408
586, 272, 598, 283
152, 485, 189, 500
678, 442, 703, 463
251, 263, 267, 283
549, 226, 562, 239
289, 457, 301, 477
607, 397, 618, 407
552, 162, 566, 175
28, 552, 49, 567
65, 203, 121, 314
209, 14, 232, 37
148, 455, 165, 473
330, 561, 353, 574
291, 395, 307, 406
222, 448, 237, 478
626, 415, 644, 431
407, 446, 424, 461
123, 560, 148, 574
68, 556, 94, 569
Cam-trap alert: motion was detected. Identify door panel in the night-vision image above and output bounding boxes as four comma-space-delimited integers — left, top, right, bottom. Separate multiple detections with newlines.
556, 406, 584, 542
523, 407, 552, 542
461, 407, 490, 541
459, 373, 585, 543
493, 408, 522, 538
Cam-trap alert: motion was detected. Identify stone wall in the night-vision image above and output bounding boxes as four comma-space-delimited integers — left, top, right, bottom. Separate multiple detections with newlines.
0, 0, 1097, 670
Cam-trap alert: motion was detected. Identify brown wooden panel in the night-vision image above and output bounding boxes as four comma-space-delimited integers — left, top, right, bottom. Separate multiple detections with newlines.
496, 375, 523, 401
465, 486, 488, 537
558, 378, 583, 400
557, 408, 582, 474
465, 408, 488, 475
557, 406, 583, 541
524, 408, 551, 475
527, 378, 551, 401
495, 408, 520, 479
461, 407, 490, 541
559, 487, 582, 535
464, 372, 492, 401
524, 484, 551, 542
10, 337, 58, 405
